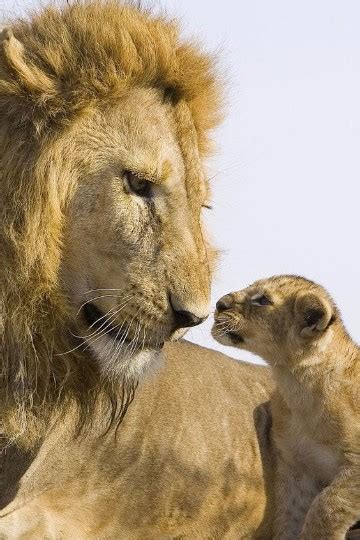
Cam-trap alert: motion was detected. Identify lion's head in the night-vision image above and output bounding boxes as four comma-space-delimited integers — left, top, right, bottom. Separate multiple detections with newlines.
0, 2, 222, 442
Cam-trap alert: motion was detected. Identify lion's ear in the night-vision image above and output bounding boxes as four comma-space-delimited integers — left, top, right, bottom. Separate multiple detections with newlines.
0, 26, 56, 114
294, 292, 333, 338
0, 26, 55, 93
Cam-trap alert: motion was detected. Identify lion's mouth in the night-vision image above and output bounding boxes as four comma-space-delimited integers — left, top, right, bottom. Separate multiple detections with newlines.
82, 302, 164, 350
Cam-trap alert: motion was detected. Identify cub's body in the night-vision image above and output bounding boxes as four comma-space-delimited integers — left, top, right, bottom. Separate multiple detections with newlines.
213, 275, 360, 539
274, 392, 341, 485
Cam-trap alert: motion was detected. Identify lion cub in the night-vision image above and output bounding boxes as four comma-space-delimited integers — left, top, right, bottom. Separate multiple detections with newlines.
212, 275, 360, 540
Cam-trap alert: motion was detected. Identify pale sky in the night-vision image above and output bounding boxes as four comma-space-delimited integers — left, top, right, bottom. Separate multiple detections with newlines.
2, 0, 359, 365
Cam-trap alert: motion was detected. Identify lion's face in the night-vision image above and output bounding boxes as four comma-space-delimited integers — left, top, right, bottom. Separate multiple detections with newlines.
60, 88, 214, 377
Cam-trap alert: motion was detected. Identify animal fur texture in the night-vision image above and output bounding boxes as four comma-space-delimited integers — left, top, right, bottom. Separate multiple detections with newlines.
213, 275, 360, 540
0, 0, 222, 446
0, 2, 275, 538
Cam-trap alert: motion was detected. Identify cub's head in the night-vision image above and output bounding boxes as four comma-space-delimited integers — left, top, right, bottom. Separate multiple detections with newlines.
212, 275, 338, 366
0, 3, 222, 383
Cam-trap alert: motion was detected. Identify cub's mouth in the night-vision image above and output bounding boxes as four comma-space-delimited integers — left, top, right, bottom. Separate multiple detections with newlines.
82, 302, 164, 350
225, 331, 244, 345
212, 315, 245, 346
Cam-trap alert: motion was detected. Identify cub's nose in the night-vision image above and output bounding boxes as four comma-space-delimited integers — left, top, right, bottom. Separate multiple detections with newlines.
216, 294, 234, 313
173, 309, 207, 329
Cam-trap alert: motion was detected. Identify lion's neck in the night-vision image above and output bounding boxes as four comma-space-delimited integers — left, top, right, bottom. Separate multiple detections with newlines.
0, 294, 90, 448
1, 338, 139, 450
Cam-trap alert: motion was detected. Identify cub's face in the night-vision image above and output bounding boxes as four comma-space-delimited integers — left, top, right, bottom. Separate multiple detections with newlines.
212, 275, 335, 366
60, 88, 215, 378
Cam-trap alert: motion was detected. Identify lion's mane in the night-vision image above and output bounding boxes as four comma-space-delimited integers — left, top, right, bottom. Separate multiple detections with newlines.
0, 1, 222, 446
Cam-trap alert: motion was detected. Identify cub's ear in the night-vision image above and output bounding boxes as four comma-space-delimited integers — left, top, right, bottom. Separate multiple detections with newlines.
294, 293, 333, 338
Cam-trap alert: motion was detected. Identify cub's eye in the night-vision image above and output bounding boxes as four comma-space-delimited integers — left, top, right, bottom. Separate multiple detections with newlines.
124, 170, 152, 198
202, 204, 213, 210
250, 294, 273, 306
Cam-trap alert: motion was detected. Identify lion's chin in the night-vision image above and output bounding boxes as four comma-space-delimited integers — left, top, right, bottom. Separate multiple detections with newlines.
169, 327, 189, 342
87, 333, 163, 381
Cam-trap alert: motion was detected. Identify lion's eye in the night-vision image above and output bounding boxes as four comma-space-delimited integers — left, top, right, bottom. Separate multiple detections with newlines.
124, 170, 152, 198
250, 294, 273, 306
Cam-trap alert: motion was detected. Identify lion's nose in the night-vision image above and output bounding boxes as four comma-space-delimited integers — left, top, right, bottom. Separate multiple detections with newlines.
169, 294, 209, 330
216, 294, 234, 312
173, 309, 207, 329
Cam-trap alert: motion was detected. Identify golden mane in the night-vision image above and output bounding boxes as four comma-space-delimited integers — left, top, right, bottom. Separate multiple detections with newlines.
0, 1, 222, 446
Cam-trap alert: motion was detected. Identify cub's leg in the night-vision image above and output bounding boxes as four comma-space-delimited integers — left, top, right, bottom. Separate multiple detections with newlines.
300, 469, 360, 540
274, 459, 318, 540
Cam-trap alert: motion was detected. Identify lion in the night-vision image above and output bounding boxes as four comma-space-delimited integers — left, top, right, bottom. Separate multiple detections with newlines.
213, 275, 360, 540
0, 2, 274, 538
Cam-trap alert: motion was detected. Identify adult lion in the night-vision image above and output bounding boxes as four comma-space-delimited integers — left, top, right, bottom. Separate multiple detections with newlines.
0, 2, 274, 538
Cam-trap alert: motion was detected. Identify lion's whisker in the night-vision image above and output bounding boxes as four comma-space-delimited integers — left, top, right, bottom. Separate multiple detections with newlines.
60, 297, 134, 358
131, 322, 142, 357
129, 322, 139, 357
76, 294, 129, 316
85, 295, 134, 338
121, 308, 142, 357
79, 294, 134, 346
54, 338, 89, 357
87, 293, 133, 329
141, 323, 147, 352
74, 307, 122, 343
102, 314, 131, 364
82, 288, 126, 295
103, 304, 142, 368
70, 305, 119, 341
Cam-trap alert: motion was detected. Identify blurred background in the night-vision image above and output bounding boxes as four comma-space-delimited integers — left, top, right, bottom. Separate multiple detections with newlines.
2, 0, 359, 364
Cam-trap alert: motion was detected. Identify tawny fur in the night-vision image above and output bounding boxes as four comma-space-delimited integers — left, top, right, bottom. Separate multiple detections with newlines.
1, 342, 275, 539
0, 0, 222, 447
213, 275, 360, 540
0, 2, 275, 538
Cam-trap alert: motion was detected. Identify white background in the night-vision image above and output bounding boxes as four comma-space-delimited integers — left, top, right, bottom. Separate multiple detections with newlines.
2, 0, 359, 364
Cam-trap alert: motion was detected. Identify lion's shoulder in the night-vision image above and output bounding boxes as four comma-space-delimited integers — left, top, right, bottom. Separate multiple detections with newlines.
137, 340, 274, 416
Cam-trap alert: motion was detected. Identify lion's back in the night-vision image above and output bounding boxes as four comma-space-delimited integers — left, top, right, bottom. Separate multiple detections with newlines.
1, 342, 275, 539
92, 342, 275, 537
